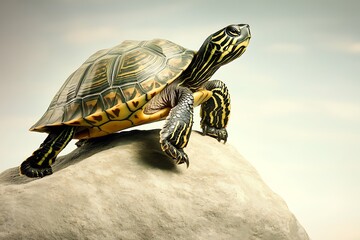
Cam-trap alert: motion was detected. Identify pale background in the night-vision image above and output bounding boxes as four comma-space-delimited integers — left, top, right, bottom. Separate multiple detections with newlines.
0, 1, 359, 239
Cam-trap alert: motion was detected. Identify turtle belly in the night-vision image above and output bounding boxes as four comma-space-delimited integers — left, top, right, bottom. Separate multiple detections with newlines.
74, 105, 171, 139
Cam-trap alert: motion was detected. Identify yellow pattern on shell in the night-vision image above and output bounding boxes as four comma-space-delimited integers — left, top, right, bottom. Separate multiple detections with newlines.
30, 39, 195, 137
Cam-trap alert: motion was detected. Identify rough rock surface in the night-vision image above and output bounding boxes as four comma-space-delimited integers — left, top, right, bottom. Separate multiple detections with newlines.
0, 130, 309, 240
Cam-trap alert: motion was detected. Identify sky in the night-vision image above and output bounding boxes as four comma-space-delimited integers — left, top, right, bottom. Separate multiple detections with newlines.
0, 0, 359, 239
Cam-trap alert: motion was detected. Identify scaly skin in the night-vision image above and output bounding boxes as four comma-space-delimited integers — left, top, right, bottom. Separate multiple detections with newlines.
20, 126, 76, 178
200, 80, 230, 143
148, 86, 194, 167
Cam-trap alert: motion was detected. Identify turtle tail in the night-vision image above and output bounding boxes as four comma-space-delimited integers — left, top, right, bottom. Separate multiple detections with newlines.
20, 126, 76, 178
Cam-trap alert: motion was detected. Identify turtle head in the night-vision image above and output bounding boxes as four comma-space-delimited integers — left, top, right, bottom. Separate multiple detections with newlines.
182, 24, 251, 89
202, 24, 251, 65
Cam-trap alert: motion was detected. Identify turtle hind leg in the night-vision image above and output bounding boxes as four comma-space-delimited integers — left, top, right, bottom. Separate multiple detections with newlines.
154, 87, 194, 167
20, 126, 76, 178
200, 80, 230, 143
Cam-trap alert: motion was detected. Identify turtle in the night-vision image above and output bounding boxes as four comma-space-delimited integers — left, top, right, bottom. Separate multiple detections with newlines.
20, 24, 251, 178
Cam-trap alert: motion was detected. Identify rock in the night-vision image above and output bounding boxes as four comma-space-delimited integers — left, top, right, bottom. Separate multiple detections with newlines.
0, 130, 309, 240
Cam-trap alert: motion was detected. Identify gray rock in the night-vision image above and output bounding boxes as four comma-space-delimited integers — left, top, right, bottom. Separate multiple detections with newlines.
0, 130, 309, 240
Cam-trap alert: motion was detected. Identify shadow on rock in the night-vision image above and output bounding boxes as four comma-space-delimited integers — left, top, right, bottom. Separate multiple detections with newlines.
0, 129, 178, 185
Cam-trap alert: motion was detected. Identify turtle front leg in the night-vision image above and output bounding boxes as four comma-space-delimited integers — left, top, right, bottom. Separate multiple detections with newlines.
145, 86, 194, 167
200, 80, 230, 143
160, 87, 194, 167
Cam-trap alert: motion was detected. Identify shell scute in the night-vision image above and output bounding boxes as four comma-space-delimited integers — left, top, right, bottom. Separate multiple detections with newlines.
63, 99, 82, 123
121, 84, 143, 102
101, 88, 124, 109
53, 63, 92, 107
82, 95, 104, 117
105, 104, 131, 120
155, 65, 182, 84
114, 48, 166, 87
77, 56, 116, 97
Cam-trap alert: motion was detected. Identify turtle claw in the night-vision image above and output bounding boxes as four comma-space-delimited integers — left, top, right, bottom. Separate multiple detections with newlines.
160, 139, 189, 168
202, 125, 228, 143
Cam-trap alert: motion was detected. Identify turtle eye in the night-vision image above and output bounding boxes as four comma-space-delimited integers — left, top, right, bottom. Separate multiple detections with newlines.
226, 26, 241, 37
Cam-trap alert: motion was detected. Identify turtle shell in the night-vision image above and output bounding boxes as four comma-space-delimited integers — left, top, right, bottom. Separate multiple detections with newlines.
31, 39, 195, 138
